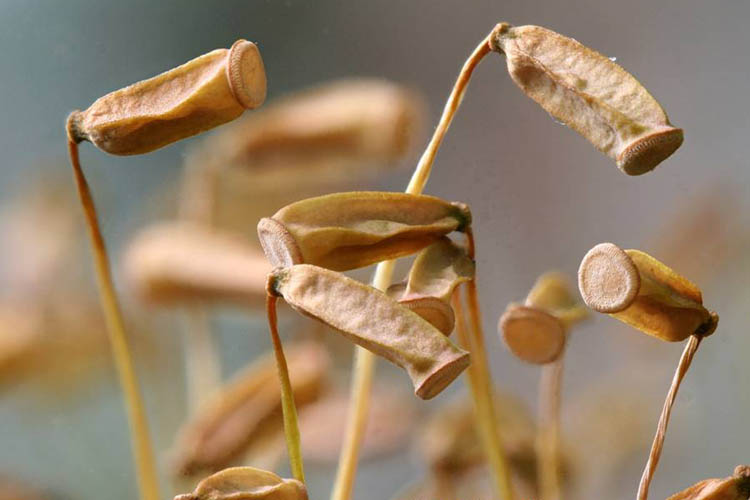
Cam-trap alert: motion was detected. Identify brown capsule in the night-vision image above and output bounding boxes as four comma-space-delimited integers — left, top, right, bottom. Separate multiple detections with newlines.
268, 264, 470, 399
257, 192, 471, 271
184, 78, 424, 187
124, 223, 271, 307
387, 285, 456, 336
499, 304, 566, 365
499, 273, 586, 365
666, 465, 750, 500
578, 243, 718, 341
524, 272, 589, 327
67, 40, 266, 156
174, 466, 307, 500
172, 341, 329, 476
417, 391, 536, 477
490, 23, 683, 175
298, 385, 416, 463
386, 238, 475, 335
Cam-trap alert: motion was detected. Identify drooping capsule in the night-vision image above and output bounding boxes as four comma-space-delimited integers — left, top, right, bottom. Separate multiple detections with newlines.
666, 465, 750, 500
490, 23, 683, 175
267, 264, 470, 399
386, 238, 475, 335
174, 466, 308, 500
172, 342, 329, 476
578, 243, 718, 341
124, 222, 270, 306
67, 40, 266, 155
184, 78, 423, 186
499, 272, 586, 364
258, 192, 471, 271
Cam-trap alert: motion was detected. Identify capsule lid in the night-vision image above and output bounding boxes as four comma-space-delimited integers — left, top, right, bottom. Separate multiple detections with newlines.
227, 40, 267, 109
578, 242, 640, 313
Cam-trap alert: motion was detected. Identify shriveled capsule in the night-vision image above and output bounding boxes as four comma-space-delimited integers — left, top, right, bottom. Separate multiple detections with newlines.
185, 79, 423, 186
258, 192, 471, 271
499, 273, 586, 364
499, 304, 566, 365
67, 40, 266, 156
417, 391, 536, 475
174, 466, 307, 500
387, 238, 475, 335
578, 243, 718, 341
124, 223, 270, 306
666, 465, 750, 500
172, 341, 329, 476
490, 23, 683, 175
268, 264, 470, 399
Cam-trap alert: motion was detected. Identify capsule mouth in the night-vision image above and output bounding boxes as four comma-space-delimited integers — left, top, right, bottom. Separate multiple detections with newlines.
257, 217, 303, 269
227, 39, 267, 109
499, 304, 565, 365
415, 350, 470, 400
400, 296, 456, 336
578, 242, 640, 313
617, 127, 684, 176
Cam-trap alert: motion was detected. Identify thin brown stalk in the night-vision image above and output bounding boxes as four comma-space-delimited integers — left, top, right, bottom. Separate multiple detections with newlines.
331, 31, 494, 500
180, 163, 222, 413
266, 294, 305, 483
538, 357, 564, 500
67, 140, 160, 500
637, 334, 703, 500
183, 307, 221, 411
463, 229, 515, 500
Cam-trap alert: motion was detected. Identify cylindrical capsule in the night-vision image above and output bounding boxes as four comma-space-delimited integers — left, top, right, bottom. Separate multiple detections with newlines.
67, 40, 266, 156
184, 78, 424, 186
386, 238, 475, 335
174, 466, 308, 500
268, 264, 470, 399
666, 465, 750, 500
257, 192, 471, 272
491, 23, 683, 175
124, 223, 271, 306
172, 342, 329, 476
499, 304, 566, 365
578, 242, 718, 341
499, 273, 586, 365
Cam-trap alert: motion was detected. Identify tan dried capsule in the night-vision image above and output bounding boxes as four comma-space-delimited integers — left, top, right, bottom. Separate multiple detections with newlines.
387, 282, 456, 335
124, 223, 270, 306
499, 273, 586, 365
172, 341, 329, 476
578, 243, 718, 341
298, 385, 416, 463
490, 23, 683, 175
258, 192, 471, 271
185, 78, 423, 186
268, 264, 470, 399
67, 40, 266, 156
524, 272, 589, 327
666, 465, 750, 500
499, 304, 566, 365
417, 391, 536, 476
174, 466, 307, 500
387, 238, 475, 335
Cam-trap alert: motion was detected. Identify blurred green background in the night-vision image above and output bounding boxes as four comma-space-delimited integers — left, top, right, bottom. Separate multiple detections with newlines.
1, 1, 749, 499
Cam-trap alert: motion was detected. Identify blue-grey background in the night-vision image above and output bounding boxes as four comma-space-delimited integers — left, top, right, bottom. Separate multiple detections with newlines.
1, 1, 749, 499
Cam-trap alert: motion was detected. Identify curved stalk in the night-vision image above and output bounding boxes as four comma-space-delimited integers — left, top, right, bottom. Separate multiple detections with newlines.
538, 357, 564, 500
266, 294, 305, 483
68, 140, 160, 500
637, 334, 702, 500
330, 32, 494, 500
